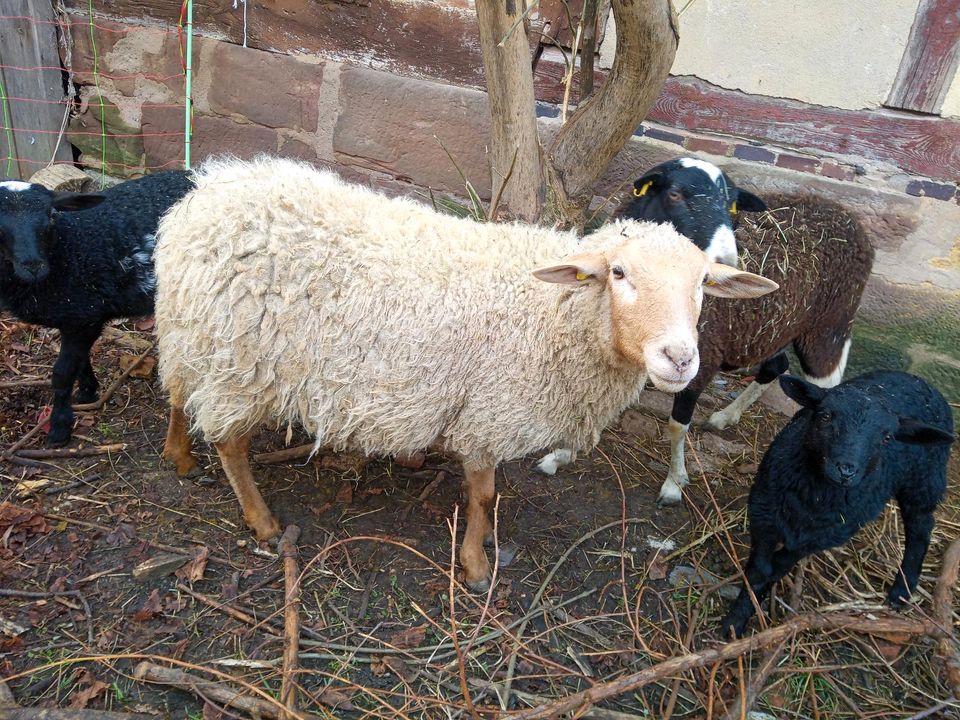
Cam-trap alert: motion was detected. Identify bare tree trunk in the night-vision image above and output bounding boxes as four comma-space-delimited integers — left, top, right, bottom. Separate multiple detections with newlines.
547, 0, 679, 225
475, 0, 545, 221
578, 0, 600, 101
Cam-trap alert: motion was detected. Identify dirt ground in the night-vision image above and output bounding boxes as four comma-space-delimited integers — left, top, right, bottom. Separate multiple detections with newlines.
1, 317, 958, 719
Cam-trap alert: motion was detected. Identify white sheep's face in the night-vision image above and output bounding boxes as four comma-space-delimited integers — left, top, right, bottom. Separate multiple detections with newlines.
533, 222, 779, 393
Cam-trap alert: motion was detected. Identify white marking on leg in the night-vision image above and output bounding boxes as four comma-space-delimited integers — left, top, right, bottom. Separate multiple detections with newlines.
535, 448, 576, 476
0, 180, 31, 192
703, 225, 739, 267
658, 418, 690, 504
805, 338, 851, 389
678, 157, 722, 183
706, 380, 765, 430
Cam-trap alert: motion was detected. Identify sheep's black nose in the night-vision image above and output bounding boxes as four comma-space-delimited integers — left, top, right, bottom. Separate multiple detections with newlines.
836, 462, 856, 480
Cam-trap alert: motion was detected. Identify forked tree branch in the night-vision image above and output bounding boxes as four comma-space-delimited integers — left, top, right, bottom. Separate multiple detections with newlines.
548, 0, 678, 218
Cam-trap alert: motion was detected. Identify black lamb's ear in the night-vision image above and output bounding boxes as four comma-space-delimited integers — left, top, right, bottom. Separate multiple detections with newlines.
51, 191, 105, 213
779, 375, 826, 409
735, 189, 767, 213
632, 164, 671, 198
893, 418, 956, 446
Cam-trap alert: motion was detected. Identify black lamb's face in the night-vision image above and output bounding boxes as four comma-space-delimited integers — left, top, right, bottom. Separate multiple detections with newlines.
0, 181, 105, 282
0, 182, 55, 282
779, 375, 957, 488
803, 387, 895, 487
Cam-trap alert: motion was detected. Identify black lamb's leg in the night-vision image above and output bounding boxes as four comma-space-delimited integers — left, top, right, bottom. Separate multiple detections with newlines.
722, 536, 803, 638
887, 505, 936, 607
75, 354, 100, 404
48, 326, 101, 446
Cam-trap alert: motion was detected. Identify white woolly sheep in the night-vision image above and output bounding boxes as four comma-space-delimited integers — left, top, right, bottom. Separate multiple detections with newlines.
154, 156, 777, 590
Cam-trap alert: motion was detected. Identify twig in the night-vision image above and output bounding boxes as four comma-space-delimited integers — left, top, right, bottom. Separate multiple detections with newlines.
16, 443, 125, 459
0, 588, 93, 644
72, 341, 155, 411
176, 582, 281, 637
511, 610, 943, 719
447, 506, 481, 720
253, 443, 313, 464
934, 538, 960, 698
1, 421, 46, 460
0, 711, 153, 719
40, 512, 236, 567
720, 640, 788, 720
278, 525, 302, 720
0, 379, 48, 389
132, 662, 291, 719
399, 470, 446, 524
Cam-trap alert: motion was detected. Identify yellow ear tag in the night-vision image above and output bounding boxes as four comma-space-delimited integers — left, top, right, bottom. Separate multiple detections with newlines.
706, 279, 717, 286
575, 271, 589, 281
730, 201, 737, 215
633, 181, 652, 198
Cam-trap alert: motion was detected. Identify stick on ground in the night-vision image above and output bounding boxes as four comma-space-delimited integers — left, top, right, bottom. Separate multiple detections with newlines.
278, 525, 302, 720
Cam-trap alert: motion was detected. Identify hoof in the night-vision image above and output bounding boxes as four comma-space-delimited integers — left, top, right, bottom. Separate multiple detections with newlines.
718, 616, 744, 639
73, 389, 98, 405
483, 532, 496, 548
46, 431, 71, 448
534, 460, 558, 476
465, 576, 491, 594
657, 490, 683, 507
252, 515, 282, 542
886, 587, 910, 609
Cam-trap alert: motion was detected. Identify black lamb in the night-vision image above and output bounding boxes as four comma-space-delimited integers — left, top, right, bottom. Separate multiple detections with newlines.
0, 172, 194, 446
721, 370, 955, 638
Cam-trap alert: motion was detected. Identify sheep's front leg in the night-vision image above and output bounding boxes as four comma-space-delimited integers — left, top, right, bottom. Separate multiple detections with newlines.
888, 505, 935, 607
704, 354, 788, 431
163, 405, 200, 477
461, 465, 495, 592
214, 433, 281, 541
659, 386, 702, 505
48, 327, 100, 446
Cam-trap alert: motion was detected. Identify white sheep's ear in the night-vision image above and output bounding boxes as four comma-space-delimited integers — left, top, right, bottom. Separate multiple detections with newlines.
703, 263, 779, 298
533, 252, 608, 285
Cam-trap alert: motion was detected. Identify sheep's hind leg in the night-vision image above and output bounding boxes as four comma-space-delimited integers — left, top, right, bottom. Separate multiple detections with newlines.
163, 404, 200, 477
534, 448, 576, 476
74, 356, 99, 404
215, 433, 281, 541
704, 353, 788, 431
461, 465, 495, 592
887, 505, 935, 607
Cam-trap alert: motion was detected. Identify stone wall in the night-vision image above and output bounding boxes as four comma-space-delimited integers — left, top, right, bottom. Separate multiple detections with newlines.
62, 11, 960, 400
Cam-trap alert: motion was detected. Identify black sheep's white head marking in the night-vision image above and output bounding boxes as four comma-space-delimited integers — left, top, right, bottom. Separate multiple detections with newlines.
620, 158, 767, 267
0, 181, 105, 282
780, 375, 955, 487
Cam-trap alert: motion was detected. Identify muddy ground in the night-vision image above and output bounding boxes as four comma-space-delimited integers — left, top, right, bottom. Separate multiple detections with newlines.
1, 317, 958, 719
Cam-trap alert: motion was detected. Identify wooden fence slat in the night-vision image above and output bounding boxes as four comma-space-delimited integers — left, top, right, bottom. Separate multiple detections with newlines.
0, 0, 73, 179
886, 0, 960, 114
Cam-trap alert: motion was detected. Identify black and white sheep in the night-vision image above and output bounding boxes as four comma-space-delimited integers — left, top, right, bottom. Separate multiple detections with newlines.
539, 164, 874, 503
0, 172, 194, 445
153, 156, 778, 590
721, 371, 955, 638
616, 157, 767, 267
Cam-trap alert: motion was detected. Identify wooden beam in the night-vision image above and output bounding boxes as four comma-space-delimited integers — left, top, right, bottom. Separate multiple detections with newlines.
885, 0, 960, 114
0, 0, 73, 179
650, 76, 960, 182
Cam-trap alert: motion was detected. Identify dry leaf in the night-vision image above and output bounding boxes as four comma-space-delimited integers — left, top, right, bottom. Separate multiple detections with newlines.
647, 559, 668, 581
388, 623, 427, 649
119, 353, 156, 378
370, 659, 387, 677
69, 670, 109, 709
383, 656, 414, 681
132, 589, 163, 622
319, 688, 355, 711
175, 546, 209, 583
335, 482, 353, 505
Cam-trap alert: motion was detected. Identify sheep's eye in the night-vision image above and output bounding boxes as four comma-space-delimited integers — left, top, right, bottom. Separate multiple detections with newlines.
667, 189, 683, 203
817, 410, 833, 423
611, 266, 625, 279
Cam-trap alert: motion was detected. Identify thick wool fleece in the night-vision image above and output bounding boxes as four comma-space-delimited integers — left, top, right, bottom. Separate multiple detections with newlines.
155, 157, 693, 470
